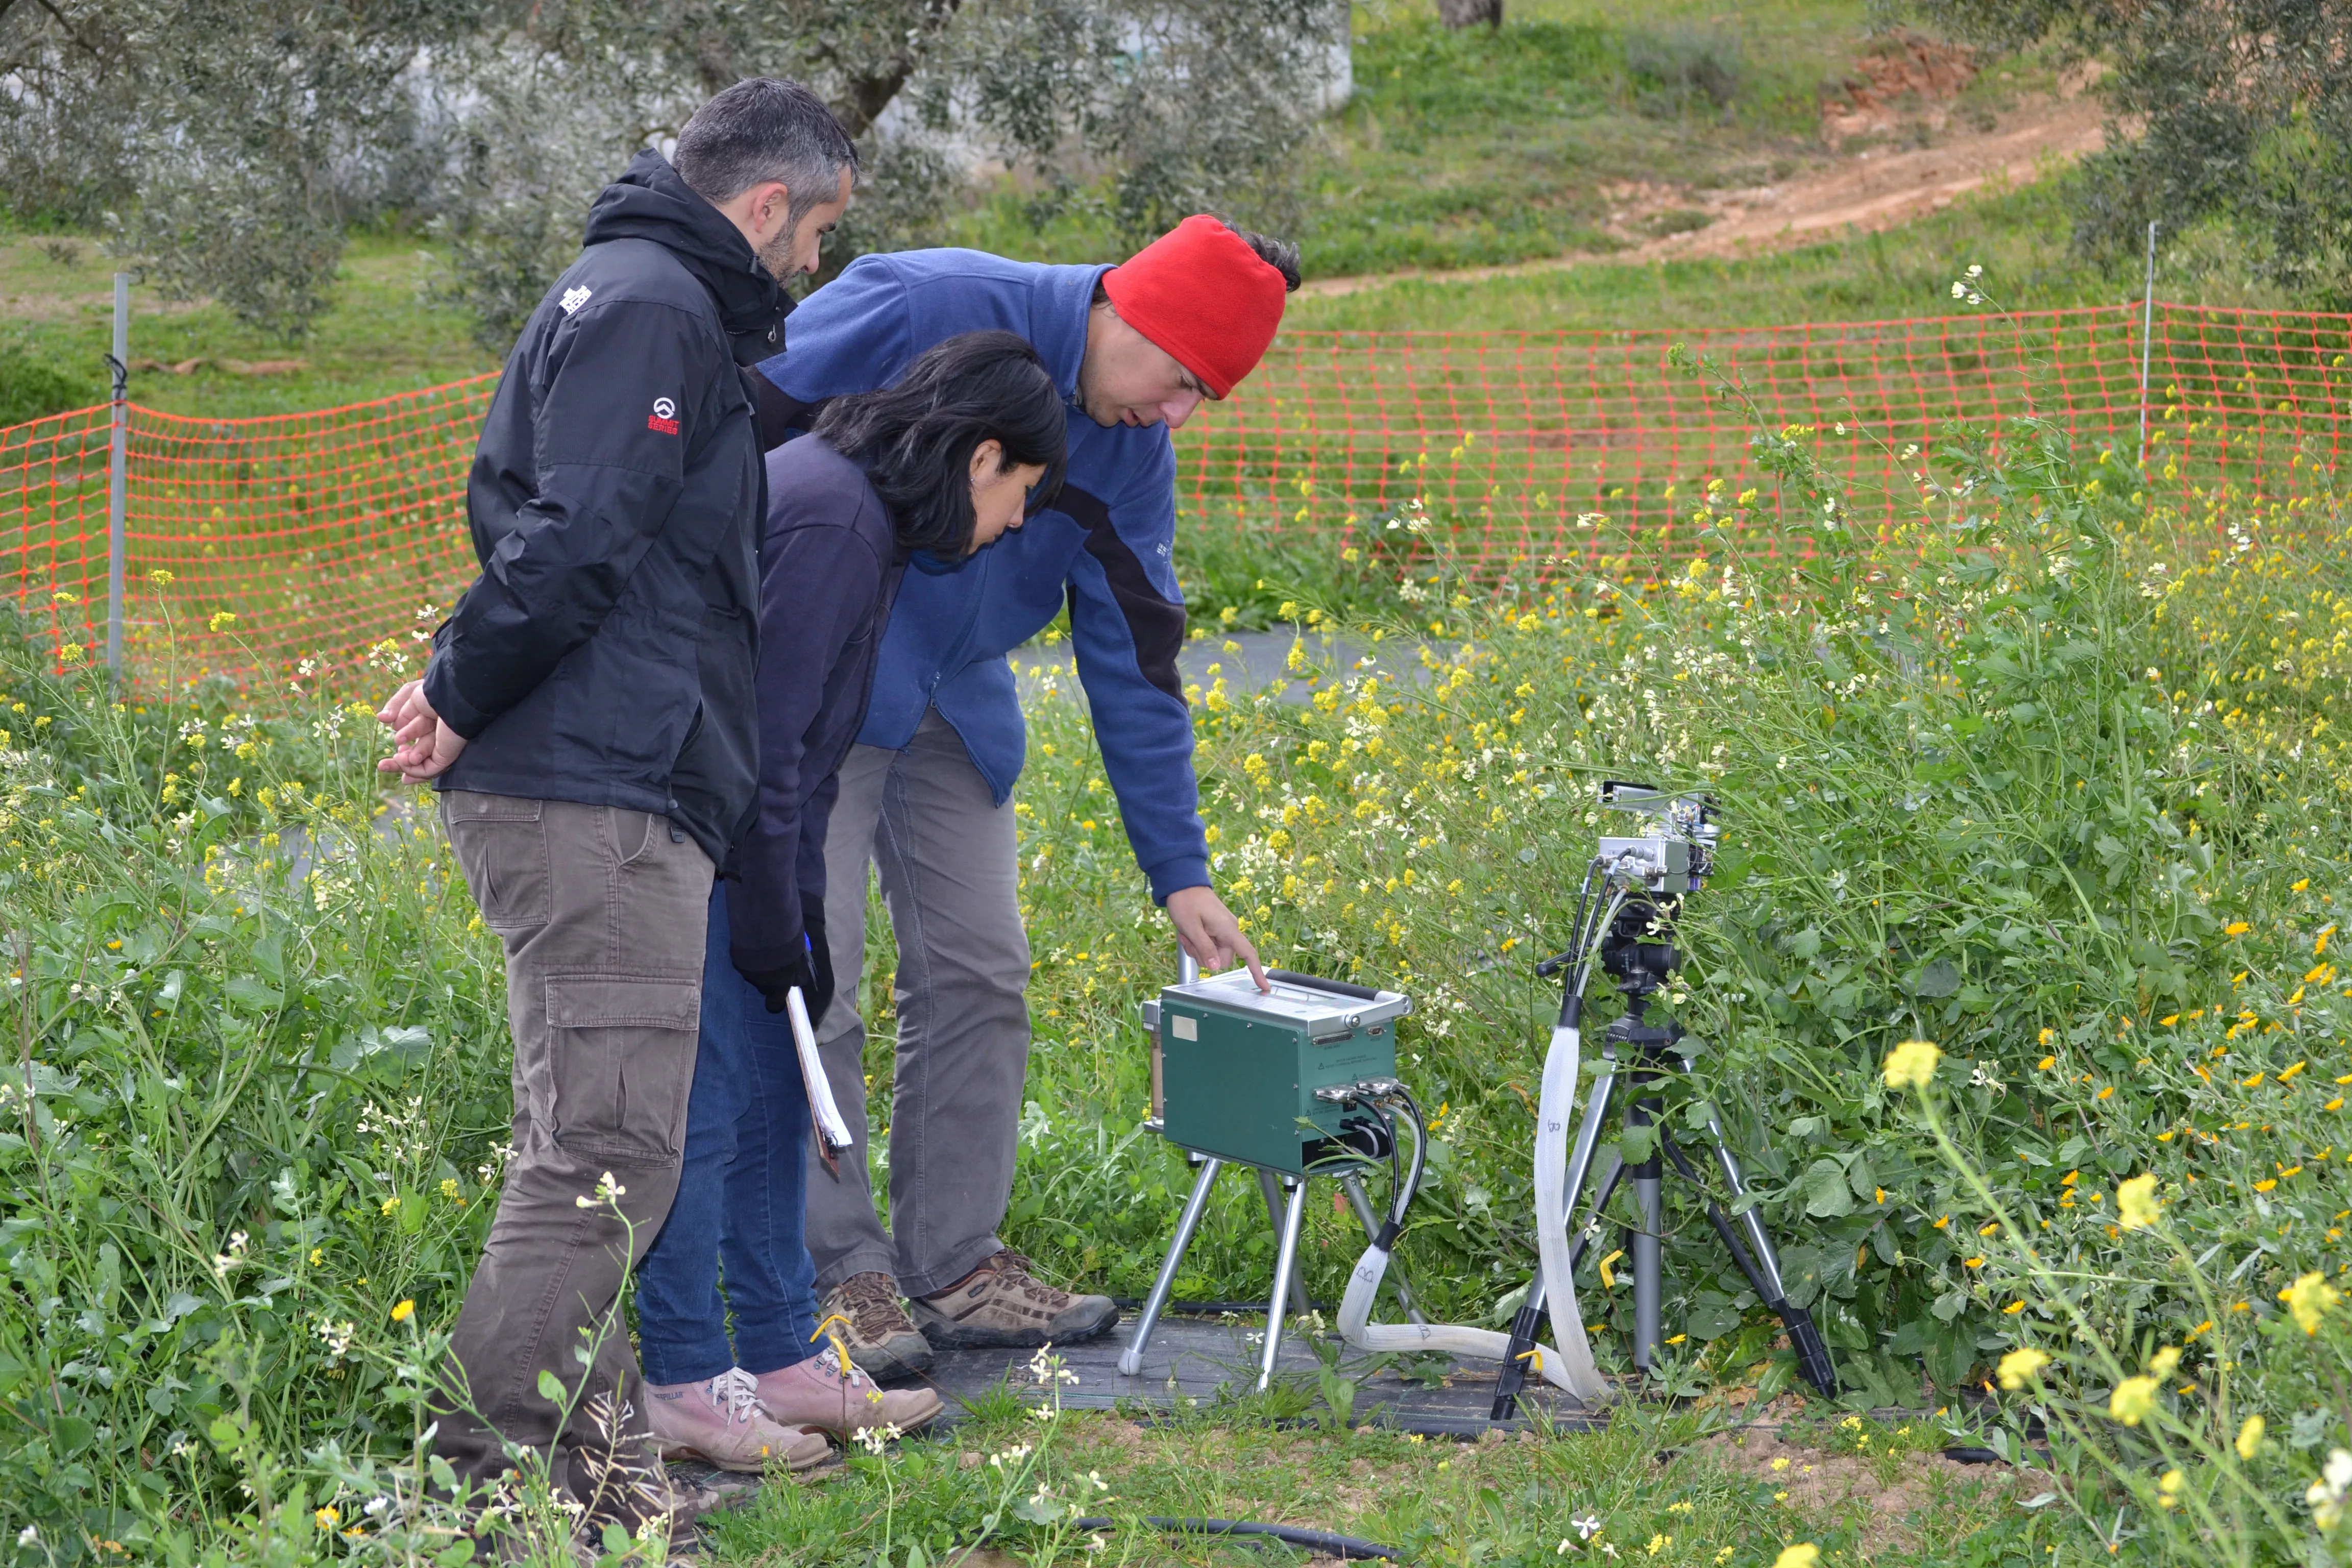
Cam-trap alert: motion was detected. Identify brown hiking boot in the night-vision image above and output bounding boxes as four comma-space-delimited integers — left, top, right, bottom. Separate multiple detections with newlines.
820, 1272, 935, 1381
909, 1249, 1117, 1348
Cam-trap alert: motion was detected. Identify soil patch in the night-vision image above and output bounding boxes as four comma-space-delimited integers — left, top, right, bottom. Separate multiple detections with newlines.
1303, 82, 2104, 299
1820, 32, 1980, 147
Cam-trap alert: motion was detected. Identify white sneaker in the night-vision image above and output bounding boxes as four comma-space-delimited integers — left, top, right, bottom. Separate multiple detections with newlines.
644, 1365, 831, 1474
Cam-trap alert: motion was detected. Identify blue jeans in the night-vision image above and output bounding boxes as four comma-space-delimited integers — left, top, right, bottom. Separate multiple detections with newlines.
634, 884, 821, 1383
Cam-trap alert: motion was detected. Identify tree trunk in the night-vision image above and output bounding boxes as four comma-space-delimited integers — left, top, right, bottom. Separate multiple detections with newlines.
1436, 0, 1502, 28
818, 0, 965, 140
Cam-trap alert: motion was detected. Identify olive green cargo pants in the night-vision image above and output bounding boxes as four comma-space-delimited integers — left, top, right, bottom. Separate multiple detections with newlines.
431, 791, 712, 1513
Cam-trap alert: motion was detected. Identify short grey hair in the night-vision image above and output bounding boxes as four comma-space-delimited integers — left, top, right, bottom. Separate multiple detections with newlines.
674, 78, 858, 225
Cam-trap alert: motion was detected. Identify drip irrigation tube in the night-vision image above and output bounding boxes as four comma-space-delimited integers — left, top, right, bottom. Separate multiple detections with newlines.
1070, 1517, 1401, 1560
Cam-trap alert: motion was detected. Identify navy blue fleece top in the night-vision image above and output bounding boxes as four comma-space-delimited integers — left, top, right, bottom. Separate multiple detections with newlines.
725, 435, 905, 980
753, 249, 1209, 902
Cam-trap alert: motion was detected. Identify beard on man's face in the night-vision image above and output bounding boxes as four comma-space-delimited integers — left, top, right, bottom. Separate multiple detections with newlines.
754, 221, 802, 282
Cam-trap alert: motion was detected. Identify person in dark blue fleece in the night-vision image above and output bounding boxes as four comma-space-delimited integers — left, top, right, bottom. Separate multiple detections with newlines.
748, 215, 1300, 1375
633, 331, 1068, 1469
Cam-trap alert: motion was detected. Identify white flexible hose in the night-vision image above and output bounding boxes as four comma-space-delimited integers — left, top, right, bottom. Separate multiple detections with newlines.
1530, 1019, 1609, 1402
1334, 886, 1617, 1405
1334, 1023, 1609, 1404
1336, 1241, 1583, 1390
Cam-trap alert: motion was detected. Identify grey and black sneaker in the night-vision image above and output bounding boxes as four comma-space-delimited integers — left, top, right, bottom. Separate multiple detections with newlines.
820, 1271, 936, 1381
909, 1249, 1118, 1348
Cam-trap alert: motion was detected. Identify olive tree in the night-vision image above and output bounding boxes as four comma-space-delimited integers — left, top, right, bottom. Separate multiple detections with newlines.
1907, 0, 2352, 306
0, 0, 486, 336
434, 0, 1346, 350
3, 0, 1345, 344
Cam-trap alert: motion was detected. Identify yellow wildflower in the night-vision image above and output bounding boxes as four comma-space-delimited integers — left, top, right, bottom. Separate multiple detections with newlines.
1997, 1346, 2049, 1390
2285, 1272, 2340, 1335
2117, 1173, 2160, 1229
1883, 1038, 1940, 1091
2109, 1376, 2158, 1426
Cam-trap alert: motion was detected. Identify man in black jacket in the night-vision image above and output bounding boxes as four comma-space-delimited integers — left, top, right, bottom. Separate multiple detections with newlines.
375, 78, 854, 1530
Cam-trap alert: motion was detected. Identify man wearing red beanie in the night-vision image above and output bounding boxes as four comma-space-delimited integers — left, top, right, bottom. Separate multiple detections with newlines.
745, 216, 1298, 1378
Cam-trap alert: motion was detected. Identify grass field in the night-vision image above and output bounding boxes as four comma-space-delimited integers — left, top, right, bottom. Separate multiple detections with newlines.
7, 374, 2352, 1561
0, 228, 496, 423
944, 0, 2047, 283
8, 7, 2352, 1561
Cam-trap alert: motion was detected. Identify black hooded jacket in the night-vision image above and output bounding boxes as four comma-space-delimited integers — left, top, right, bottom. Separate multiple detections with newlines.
423, 150, 789, 866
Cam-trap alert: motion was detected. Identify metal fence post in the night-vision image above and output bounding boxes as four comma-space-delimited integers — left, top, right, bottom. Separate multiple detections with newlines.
2137, 222, 2158, 471
107, 273, 129, 678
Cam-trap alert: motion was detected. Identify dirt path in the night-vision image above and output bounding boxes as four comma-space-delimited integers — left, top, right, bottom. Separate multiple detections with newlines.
1302, 89, 2105, 300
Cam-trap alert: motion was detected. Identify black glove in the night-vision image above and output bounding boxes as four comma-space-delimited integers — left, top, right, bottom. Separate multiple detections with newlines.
738, 948, 817, 1018
737, 897, 833, 1022
801, 903, 834, 1025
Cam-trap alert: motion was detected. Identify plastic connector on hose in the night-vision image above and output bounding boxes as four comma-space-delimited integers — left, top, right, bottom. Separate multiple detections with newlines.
1775, 1303, 1840, 1396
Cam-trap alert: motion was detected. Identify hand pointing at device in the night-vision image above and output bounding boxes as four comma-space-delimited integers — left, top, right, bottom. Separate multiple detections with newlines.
1165, 884, 1268, 992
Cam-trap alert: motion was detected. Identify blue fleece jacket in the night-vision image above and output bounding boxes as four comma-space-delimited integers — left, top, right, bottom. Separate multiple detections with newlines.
752, 249, 1208, 902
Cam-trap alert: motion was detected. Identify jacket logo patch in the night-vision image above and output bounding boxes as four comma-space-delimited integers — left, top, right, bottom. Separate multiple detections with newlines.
648, 396, 680, 435
560, 285, 593, 314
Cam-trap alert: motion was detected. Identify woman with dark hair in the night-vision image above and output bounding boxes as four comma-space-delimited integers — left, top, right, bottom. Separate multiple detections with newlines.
632, 329, 1065, 1471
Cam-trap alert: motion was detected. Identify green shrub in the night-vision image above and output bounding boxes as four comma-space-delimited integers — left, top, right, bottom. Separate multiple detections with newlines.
1625, 26, 1745, 118
0, 611, 509, 1557
0, 346, 95, 428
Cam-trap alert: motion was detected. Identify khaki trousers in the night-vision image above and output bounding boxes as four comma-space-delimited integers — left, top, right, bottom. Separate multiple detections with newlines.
806, 709, 1032, 1297
432, 791, 712, 1507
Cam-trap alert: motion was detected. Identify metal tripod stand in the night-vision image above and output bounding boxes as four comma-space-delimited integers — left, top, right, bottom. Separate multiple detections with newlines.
1491, 896, 1838, 1418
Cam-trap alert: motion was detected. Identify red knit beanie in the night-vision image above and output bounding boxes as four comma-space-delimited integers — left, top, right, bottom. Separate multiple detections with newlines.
1101, 215, 1289, 399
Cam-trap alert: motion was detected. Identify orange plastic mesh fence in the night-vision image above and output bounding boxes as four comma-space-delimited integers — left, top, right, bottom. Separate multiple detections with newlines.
1183, 302, 2350, 568
3, 304, 2346, 688
3, 375, 496, 687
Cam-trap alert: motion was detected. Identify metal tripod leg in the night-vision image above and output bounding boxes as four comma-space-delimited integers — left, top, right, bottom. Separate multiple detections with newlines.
1257, 1175, 1311, 1391
1119, 1156, 1223, 1377
1257, 1167, 1312, 1317
1339, 1171, 1428, 1325
1673, 1076, 1837, 1394
1626, 1071, 1664, 1374
1632, 1060, 1833, 1393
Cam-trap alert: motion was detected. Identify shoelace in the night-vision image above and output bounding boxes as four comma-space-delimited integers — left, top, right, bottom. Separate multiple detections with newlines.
705, 1365, 765, 1424
815, 1344, 872, 1389
840, 1275, 903, 1331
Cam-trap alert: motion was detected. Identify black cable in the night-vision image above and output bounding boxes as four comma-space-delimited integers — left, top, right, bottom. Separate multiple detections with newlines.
1069, 1516, 1401, 1561
1386, 1086, 1427, 1238
1364, 1096, 1402, 1232
1107, 1296, 1330, 1315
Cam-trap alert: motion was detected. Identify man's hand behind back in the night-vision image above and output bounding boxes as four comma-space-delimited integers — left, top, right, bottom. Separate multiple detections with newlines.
1165, 884, 1267, 991
375, 678, 468, 783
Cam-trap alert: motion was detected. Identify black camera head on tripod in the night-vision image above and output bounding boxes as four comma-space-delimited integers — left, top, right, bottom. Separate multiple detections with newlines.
1599, 894, 1679, 998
